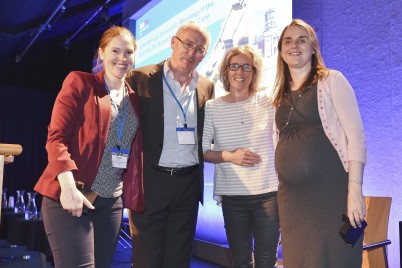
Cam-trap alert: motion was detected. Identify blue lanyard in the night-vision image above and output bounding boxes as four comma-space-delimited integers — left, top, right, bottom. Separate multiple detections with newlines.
104, 81, 127, 148
162, 64, 195, 128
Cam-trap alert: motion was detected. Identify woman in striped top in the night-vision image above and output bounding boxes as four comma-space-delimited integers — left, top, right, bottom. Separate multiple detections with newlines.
202, 45, 279, 268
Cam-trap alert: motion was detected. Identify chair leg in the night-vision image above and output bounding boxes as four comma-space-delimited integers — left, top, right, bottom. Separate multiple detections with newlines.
118, 226, 132, 249
118, 235, 132, 249
383, 246, 389, 268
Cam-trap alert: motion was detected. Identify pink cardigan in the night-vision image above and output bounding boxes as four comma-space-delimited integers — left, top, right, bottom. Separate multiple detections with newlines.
274, 70, 367, 171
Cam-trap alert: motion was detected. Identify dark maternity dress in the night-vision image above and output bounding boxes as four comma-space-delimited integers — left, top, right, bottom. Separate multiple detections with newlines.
275, 84, 362, 268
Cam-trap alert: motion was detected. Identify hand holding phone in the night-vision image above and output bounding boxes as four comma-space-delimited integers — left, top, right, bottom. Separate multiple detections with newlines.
339, 214, 367, 247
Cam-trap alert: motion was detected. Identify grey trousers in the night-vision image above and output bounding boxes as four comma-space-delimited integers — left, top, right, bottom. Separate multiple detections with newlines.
41, 196, 123, 268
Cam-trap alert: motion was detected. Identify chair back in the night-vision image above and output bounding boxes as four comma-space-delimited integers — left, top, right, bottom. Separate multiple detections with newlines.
362, 196, 392, 268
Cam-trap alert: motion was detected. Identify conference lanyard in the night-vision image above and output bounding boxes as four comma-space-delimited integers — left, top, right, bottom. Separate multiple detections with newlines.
104, 81, 127, 149
162, 64, 194, 129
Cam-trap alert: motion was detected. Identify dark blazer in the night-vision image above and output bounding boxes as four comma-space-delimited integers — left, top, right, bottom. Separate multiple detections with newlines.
35, 70, 145, 212
126, 61, 214, 203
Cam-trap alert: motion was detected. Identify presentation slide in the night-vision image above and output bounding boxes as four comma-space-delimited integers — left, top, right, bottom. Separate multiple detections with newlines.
128, 0, 292, 245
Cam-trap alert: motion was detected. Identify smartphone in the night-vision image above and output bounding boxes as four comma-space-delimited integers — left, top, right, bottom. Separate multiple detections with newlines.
339, 214, 367, 247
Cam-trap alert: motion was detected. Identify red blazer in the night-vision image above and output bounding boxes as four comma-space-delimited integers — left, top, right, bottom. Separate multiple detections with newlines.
34, 70, 144, 212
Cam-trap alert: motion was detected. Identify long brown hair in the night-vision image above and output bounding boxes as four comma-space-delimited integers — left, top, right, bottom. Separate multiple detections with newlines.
272, 19, 328, 106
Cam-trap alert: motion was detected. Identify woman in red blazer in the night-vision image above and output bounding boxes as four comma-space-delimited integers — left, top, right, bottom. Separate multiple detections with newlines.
34, 26, 144, 268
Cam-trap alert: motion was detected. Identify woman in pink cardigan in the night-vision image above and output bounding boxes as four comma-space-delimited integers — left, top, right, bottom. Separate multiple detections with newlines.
272, 19, 367, 267
34, 26, 144, 268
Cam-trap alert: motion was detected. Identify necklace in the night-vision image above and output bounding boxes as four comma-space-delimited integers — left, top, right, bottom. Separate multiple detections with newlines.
278, 89, 303, 131
115, 89, 122, 98
109, 86, 127, 106
222, 93, 250, 125
238, 96, 250, 125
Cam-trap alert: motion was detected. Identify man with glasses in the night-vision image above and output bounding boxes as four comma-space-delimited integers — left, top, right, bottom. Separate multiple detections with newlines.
126, 21, 214, 268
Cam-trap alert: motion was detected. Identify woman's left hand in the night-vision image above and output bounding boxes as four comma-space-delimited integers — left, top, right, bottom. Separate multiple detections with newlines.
347, 184, 365, 228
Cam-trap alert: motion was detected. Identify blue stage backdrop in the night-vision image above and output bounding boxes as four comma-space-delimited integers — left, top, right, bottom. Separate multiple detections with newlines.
292, 1, 402, 267
125, 0, 402, 267
126, 0, 292, 246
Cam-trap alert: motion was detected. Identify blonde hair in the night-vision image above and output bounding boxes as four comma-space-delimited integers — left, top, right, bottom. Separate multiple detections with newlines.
272, 19, 328, 106
219, 45, 263, 94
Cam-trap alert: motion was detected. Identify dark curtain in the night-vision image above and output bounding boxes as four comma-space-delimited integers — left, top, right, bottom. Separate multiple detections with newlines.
0, 26, 101, 209
0, 85, 57, 203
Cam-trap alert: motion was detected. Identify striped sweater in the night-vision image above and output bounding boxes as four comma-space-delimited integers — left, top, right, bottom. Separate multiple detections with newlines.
202, 91, 278, 202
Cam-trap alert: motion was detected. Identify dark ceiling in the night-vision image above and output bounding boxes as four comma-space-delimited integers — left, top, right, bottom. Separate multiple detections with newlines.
0, 0, 151, 90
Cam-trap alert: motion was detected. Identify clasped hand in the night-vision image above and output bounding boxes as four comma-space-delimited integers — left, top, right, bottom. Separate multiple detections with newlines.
230, 148, 261, 167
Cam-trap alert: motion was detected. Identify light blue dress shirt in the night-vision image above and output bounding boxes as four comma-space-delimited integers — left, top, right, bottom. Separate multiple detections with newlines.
158, 60, 199, 168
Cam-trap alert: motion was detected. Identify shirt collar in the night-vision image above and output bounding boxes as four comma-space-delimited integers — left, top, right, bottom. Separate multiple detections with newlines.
164, 58, 199, 84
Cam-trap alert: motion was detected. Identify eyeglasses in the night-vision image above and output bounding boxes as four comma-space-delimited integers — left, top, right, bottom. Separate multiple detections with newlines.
228, 63, 254, 72
174, 36, 206, 55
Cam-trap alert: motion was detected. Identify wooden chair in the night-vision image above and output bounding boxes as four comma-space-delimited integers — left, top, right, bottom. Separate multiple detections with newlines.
362, 196, 392, 268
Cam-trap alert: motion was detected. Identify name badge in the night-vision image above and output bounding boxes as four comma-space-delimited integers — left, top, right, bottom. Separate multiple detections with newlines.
111, 147, 129, 168
176, 127, 196, 145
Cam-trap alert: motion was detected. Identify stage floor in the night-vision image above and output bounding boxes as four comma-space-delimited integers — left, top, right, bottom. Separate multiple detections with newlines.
111, 242, 223, 268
